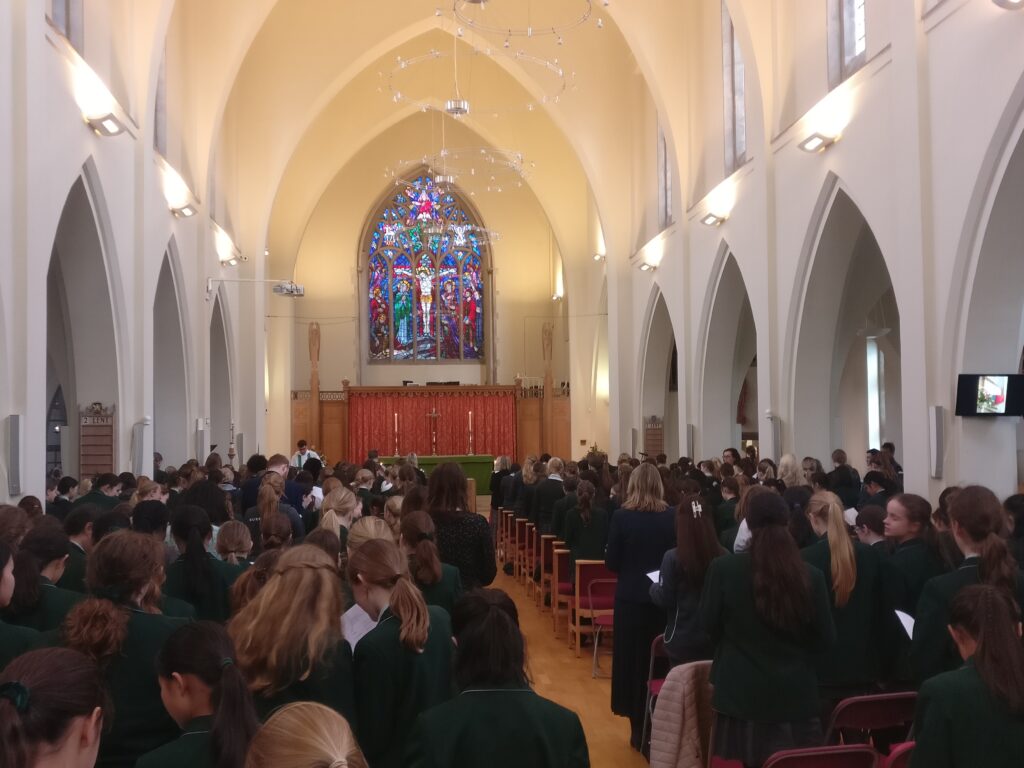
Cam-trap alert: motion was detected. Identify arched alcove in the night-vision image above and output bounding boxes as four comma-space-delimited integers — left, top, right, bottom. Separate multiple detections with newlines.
958, 121, 1024, 494
792, 188, 902, 468
699, 251, 758, 456
46, 177, 120, 476
209, 296, 233, 459
640, 292, 679, 460
153, 254, 189, 466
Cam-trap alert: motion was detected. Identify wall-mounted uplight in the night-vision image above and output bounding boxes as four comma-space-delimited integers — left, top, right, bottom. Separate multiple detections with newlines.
72, 59, 126, 137
798, 132, 839, 153
213, 223, 241, 267
701, 213, 727, 227
701, 178, 736, 227
638, 263, 656, 272
158, 157, 199, 218
593, 253, 605, 262
552, 293, 563, 301
993, 0, 1023, 9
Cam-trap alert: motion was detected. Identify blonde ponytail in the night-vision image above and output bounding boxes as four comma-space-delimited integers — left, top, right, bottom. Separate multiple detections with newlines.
808, 491, 857, 607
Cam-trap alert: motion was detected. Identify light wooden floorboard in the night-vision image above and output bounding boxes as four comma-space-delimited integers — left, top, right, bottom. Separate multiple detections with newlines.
494, 569, 648, 768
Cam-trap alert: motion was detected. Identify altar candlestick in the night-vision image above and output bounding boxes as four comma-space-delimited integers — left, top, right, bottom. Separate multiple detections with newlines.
394, 412, 398, 432
469, 410, 473, 430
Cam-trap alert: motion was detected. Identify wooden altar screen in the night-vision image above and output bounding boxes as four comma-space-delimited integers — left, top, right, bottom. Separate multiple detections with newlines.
291, 383, 517, 465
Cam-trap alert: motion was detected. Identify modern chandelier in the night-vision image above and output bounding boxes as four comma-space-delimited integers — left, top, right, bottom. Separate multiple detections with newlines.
452, 0, 606, 44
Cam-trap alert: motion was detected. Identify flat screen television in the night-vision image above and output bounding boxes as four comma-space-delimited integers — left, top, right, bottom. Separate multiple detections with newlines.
955, 374, 1024, 417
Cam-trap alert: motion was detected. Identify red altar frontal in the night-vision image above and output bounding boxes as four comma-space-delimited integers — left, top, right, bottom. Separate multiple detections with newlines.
290, 382, 517, 465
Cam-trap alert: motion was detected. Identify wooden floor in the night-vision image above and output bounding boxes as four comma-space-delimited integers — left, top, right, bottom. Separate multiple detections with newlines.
495, 568, 648, 768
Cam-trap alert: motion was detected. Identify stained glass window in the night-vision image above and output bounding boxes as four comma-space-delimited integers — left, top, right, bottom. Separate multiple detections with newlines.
366, 175, 487, 362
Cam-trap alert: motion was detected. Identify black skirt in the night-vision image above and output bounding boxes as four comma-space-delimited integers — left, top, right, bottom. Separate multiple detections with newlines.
712, 712, 823, 766
610, 599, 665, 733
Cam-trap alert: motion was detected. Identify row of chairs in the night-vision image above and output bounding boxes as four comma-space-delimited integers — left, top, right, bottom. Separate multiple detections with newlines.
756, 741, 914, 767
496, 510, 617, 673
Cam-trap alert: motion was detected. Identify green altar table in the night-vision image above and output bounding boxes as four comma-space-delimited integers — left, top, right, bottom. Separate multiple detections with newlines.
415, 455, 495, 487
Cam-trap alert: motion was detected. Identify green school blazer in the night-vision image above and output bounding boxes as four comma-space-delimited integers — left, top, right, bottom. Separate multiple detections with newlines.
714, 498, 738, 536
253, 639, 356, 727
4, 577, 85, 632
56, 542, 88, 592
0, 618, 41, 669
910, 659, 1024, 768
912, 558, 1024, 683
801, 538, 885, 687
354, 605, 454, 768
551, 493, 578, 541
163, 554, 239, 622
136, 716, 214, 768
93, 608, 190, 768
416, 563, 464, 615
887, 538, 948, 614
406, 684, 590, 768
563, 506, 610, 568
700, 552, 836, 722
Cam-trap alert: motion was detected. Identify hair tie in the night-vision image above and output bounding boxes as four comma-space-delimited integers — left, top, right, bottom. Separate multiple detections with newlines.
220, 657, 234, 669
691, 500, 703, 519
0, 682, 30, 713
416, 532, 434, 543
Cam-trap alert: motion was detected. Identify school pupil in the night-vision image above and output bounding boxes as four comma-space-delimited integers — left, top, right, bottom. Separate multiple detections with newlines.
400, 510, 464, 614
0, 648, 105, 768
61, 531, 189, 768
0, 541, 41, 670
347, 537, 454, 768
407, 589, 590, 768
910, 584, 1024, 767
137, 621, 259, 768
228, 544, 355, 724
2, 520, 84, 632
801, 491, 884, 706
245, 701, 367, 768
649, 493, 723, 665
164, 505, 240, 622
216, 520, 253, 566
700, 491, 836, 767
230, 549, 283, 614
912, 485, 1024, 682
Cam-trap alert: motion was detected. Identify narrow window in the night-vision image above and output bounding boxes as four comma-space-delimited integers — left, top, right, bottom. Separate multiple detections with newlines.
722, 2, 746, 174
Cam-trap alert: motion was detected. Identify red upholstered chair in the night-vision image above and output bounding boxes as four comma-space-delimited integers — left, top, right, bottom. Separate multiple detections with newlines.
513, 518, 528, 580
536, 535, 556, 608
761, 745, 879, 768
569, 561, 615, 655
589, 578, 616, 678
640, 634, 670, 750
881, 743, 914, 768
551, 547, 573, 635
824, 692, 917, 746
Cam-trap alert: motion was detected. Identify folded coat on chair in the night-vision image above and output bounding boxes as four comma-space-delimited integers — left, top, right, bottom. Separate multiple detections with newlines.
650, 660, 714, 768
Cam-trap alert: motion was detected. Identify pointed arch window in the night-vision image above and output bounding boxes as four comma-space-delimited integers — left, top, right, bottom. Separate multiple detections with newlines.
365, 174, 488, 362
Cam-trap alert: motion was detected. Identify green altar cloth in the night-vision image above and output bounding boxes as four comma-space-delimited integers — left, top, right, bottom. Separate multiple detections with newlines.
413, 455, 495, 488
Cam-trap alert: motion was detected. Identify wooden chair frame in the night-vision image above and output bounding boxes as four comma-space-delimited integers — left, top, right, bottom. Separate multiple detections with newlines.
512, 518, 528, 580
536, 534, 557, 607
521, 523, 536, 587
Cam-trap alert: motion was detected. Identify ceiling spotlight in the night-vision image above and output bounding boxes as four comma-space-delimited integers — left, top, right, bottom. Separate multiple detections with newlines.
798, 132, 839, 153
445, 98, 471, 116
171, 204, 197, 218
597, 18, 604, 29
701, 213, 727, 227
993, 0, 1023, 8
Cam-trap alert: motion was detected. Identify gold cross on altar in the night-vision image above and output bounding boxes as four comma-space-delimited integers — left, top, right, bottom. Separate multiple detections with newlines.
427, 409, 440, 455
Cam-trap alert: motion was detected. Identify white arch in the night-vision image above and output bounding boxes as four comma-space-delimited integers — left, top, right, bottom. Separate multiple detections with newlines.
696, 242, 759, 456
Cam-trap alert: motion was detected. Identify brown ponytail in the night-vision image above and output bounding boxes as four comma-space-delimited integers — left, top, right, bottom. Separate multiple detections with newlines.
0, 648, 105, 768
258, 474, 284, 531
948, 485, 1019, 595
577, 481, 596, 524
948, 584, 1024, 714
400, 511, 442, 586
347, 538, 430, 651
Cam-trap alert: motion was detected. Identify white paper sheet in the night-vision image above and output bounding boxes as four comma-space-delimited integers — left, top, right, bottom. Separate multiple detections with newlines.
647, 570, 660, 583
895, 610, 915, 640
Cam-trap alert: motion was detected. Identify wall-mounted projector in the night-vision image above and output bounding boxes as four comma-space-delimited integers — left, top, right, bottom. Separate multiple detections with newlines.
272, 281, 305, 297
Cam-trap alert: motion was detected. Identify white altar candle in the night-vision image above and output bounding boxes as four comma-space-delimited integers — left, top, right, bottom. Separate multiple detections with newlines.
394, 412, 398, 432
469, 410, 473, 430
